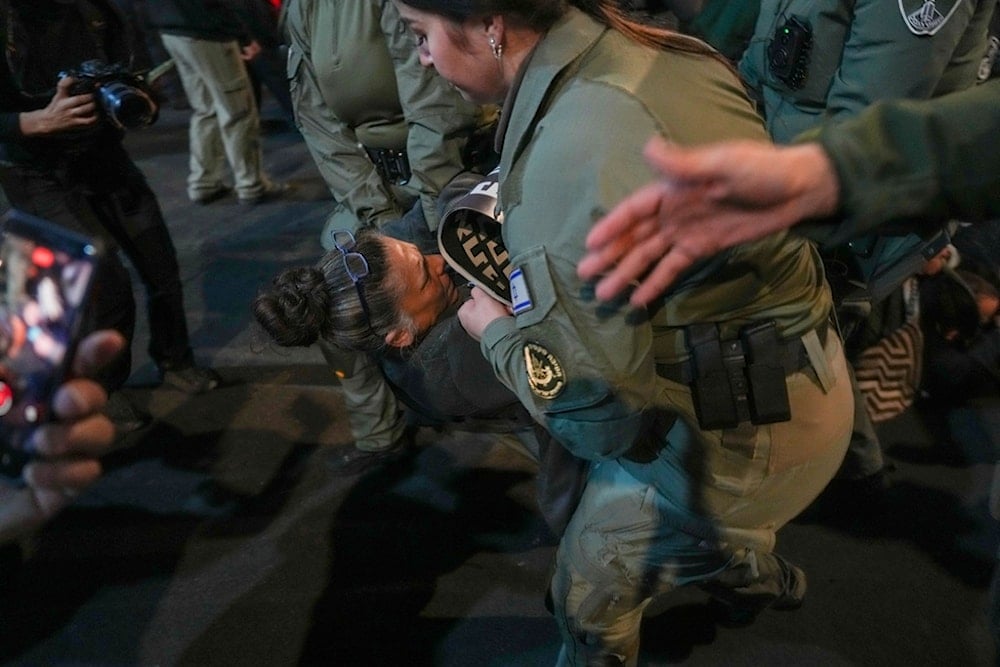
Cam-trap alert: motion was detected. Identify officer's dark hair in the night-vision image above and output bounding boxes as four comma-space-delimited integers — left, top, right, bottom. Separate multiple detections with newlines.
253, 229, 416, 352
397, 0, 723, 58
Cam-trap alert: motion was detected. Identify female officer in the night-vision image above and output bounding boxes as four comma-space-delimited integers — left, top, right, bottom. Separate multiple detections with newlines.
392, 1, 854, 665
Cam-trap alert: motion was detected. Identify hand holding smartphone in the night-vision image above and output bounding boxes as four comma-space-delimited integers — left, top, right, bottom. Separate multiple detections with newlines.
0, 210, 102, 478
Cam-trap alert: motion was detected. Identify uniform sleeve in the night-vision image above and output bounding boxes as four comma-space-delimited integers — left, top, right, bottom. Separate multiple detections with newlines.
822, 0, 986, 121
285, 0, 402, 227
479, 89, 666, 461
811, 80, 1000, 244
381, 1, 483, 232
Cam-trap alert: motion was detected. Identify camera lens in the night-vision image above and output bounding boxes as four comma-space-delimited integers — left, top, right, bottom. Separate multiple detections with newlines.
98, 83, 155, 129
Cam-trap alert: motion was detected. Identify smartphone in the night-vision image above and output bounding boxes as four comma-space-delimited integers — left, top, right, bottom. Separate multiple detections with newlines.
0, 209, 103, 478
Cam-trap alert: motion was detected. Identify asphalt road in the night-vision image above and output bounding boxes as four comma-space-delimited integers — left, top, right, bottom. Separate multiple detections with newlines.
0, 100, 996, 667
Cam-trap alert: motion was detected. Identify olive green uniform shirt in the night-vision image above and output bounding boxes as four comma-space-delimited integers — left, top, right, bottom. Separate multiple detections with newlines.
480, 9, 833, 464
284, 0, 483, 231
741, 0, 997, 142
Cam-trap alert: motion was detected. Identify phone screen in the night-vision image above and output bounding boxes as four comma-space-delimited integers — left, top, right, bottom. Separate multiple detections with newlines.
0, 210, 101, 476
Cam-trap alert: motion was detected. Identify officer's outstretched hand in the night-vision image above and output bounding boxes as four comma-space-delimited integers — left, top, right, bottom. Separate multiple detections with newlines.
0, 330, 124, 545
18, 76, 100, 138
578, 135, 840, 307
458, 287, 511, 342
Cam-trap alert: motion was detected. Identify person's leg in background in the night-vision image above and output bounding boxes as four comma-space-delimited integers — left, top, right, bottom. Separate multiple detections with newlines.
317, 342, 411, 475
169, 36, 278, 204
89, 149, 220, 393
159, 33, 231, 204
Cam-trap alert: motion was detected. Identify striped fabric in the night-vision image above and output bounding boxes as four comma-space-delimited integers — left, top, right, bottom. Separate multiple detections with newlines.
854, 321, 924, 423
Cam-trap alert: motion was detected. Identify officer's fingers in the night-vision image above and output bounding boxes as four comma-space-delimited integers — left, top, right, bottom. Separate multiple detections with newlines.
468, 286, 488, 303
70, 330, 127, 379
580, 212, 658, 282
644, 138, 745, 191
628, 249, 698, 307
585, 182, 664, 253
457, 298, 477, 329
592, 229, 670, 302
469, 287, 508, 313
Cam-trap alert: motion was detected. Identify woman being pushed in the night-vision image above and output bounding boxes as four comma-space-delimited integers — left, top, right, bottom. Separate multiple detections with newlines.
254, 224, 526, 430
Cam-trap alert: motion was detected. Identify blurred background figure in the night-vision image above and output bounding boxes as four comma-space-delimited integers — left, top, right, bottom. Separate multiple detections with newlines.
147, 0, 290, 205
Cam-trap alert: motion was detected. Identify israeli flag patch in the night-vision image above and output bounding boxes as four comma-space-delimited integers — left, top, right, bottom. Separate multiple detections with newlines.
510, 267, 533, 315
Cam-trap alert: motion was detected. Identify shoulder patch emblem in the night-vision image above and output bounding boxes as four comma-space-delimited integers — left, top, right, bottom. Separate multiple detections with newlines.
524, 342, 566, 399
899, 0, 962, 36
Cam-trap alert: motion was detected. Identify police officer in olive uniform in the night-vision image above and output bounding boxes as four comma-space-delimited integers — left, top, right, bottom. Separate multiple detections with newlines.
284, 0, 491, 243
444, 6, 854, 664
740, 0, 996, 491
281, 0, 496, 469
741, 0, 997, 143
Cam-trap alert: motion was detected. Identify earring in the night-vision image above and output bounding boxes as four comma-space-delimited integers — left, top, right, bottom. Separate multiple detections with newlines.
489, 35, 503, 61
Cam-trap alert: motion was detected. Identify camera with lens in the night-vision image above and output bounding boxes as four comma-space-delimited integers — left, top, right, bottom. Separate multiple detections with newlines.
59, 60, 157, 130
767, 17, 812, 90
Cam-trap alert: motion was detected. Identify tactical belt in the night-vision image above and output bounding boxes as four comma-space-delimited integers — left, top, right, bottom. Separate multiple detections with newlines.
363, 145, 411, 186
656, 320, 828, 430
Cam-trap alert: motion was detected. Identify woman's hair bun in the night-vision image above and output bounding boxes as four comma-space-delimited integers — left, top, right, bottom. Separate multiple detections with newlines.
253, 266, 332, 347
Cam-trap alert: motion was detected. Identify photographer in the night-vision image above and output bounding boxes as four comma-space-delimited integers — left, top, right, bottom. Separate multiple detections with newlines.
0, 0, 220, 400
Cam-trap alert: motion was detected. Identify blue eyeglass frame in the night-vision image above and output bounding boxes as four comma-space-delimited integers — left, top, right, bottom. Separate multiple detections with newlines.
331, 229, 373, 325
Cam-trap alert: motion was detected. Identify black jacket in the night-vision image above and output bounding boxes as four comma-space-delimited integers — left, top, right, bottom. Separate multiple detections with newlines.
145, 0, 249, 43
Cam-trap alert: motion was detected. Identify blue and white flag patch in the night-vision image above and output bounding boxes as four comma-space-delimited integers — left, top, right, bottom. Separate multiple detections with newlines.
510, 267, 533, 315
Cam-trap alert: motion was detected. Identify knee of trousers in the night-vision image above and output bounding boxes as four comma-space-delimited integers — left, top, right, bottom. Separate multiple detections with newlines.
551, 544, 650, 641
550, 560, 645, 667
